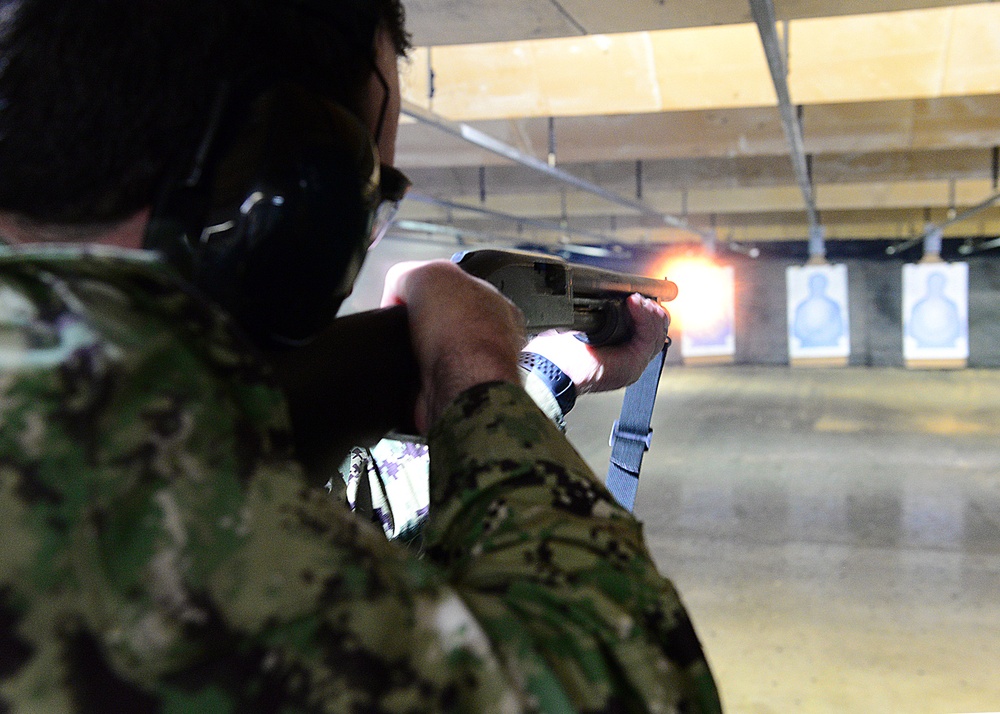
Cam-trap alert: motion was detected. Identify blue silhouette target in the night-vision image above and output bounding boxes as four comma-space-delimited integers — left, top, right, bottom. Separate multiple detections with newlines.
786, 264, 850, 360
902, 262, 968, 362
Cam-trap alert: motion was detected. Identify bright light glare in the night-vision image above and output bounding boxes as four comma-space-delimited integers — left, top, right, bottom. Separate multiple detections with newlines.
649, 255, 734, 337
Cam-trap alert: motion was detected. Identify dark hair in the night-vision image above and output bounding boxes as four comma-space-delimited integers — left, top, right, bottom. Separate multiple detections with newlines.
0, 0, 409, 226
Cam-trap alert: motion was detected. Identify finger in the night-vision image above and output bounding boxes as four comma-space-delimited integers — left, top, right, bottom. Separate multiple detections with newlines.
625, 294, 669, 362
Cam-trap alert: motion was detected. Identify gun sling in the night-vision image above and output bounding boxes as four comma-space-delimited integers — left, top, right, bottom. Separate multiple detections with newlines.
605, 339, 670, 513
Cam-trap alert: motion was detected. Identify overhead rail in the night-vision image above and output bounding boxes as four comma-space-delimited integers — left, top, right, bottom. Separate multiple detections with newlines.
401, 100, 707, 239
886, 188, 1000, 256
406, 191, 620, 244
390, 219, 629, 259
392, 220, 499, 245
749, 0, 825, 259
958, 236, 1000, 255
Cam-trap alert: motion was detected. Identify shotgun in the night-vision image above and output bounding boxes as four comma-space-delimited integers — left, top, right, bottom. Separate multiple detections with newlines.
453, 248, 677, 345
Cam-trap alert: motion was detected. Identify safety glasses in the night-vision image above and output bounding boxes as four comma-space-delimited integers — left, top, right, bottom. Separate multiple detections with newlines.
369, 163, 411, 249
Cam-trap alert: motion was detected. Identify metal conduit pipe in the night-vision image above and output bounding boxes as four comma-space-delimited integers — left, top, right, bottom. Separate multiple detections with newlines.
405, 191, 621, 244
391, 220, 500, 245
749, 0, 823, 257
391, 220, 630, 259
960, 235, 1000, 255
886, 189, 1000, 255
401, 100, 707, 239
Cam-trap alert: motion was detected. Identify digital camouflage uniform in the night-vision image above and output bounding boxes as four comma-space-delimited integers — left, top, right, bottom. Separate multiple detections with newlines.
0, 245, 722, 713
338, 359, 568, 544
338, 439, 430, 542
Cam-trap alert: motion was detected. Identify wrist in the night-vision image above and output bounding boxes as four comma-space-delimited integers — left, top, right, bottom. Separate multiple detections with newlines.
423, 347, 520, 429
517, 351, 577, 415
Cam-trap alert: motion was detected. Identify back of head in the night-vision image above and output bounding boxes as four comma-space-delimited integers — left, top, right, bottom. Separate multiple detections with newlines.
0, 0, 230, 225
0, 0, 406, 226
0, 0, 410, 344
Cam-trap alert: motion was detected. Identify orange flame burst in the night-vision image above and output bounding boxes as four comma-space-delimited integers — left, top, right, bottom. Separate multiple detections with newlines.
648, 254, 734, 337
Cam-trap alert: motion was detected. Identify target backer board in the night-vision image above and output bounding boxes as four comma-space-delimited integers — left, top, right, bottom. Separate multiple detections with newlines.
786, 264, 850, 367
902, 261, 969, 369
678, 265, 736, 364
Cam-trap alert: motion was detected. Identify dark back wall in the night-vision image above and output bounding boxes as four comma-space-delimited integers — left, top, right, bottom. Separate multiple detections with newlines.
731, 257, 1000, 368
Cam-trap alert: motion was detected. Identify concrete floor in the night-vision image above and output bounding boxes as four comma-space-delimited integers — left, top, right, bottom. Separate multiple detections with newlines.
566, 366, 1000, 714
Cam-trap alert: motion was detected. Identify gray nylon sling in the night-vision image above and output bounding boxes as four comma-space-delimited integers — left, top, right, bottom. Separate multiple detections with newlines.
604, 339, 670, 512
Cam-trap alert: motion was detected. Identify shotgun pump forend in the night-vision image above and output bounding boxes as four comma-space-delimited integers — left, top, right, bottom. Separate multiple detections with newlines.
452, 248, 677, 347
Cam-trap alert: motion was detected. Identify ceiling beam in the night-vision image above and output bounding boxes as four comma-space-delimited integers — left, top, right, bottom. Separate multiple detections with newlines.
397, 95, 1000, 169
401, 99, 705, 237
399, 179, 1000, 219
405, 191, 620, 243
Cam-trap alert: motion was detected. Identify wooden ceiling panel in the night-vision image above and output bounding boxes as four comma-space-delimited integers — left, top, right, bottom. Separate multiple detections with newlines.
393, 122, 513, 168
802, 100, 918, 154
405, 154, 801, 197
397, 97, 1000, 170
405, 148, 995, 199
407, 26, 777, 120
802, 95, 1000, 154
789, 5, 1000, 105
404, 0, 979, 47
648, 24, 777, 110
773, 0, 976, 21
402, 0, 579, 47
422, 41, 548, 120
943, 6, 1000, 95
538, 108, 789, 161
685, 186, 806, 214
556, 0, 751, 36
816, 180, 954, 211
395, 107, 791, 168
531, 35, 662, 116
788, 9, 954, 105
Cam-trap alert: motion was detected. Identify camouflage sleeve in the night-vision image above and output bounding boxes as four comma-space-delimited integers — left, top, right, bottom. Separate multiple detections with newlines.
0, 254, 524, 712
424, 382, 723, 713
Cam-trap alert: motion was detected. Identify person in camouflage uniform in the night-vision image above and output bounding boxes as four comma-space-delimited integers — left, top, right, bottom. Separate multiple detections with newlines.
0, 0, 723, 711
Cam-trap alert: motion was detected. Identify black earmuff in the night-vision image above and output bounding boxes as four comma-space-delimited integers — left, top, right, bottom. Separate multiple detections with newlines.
144, 82, 381, 346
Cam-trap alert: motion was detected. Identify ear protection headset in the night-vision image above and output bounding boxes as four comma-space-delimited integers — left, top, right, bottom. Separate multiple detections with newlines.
143, 1, 410, 346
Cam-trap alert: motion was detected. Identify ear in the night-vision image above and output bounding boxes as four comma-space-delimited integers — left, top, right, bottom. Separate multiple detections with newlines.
145, 83, 380, 345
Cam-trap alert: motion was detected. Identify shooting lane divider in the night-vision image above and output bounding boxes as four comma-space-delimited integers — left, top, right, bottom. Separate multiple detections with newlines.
605, 338, 670, 513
